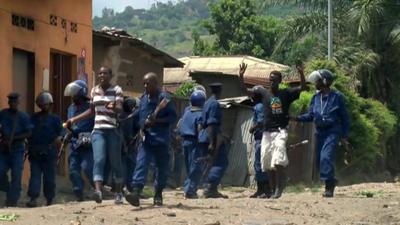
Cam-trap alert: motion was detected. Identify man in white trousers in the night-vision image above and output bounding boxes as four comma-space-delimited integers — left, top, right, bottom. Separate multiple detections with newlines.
261, 66, 306, 199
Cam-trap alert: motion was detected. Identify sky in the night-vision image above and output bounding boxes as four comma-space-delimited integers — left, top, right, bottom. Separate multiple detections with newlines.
92, 0, 174, 17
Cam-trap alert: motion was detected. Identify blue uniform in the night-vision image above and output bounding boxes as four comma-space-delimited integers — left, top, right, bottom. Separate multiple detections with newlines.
119, 109, 139, 189
0, 109, 32, 203
252, 102, 268, 182
198, 95, 228, 187
67, 102, 95, 194
179, 106, 203, 196
297, 90, 349, 182
131, 91, 177, 191
27, 112, 62, 201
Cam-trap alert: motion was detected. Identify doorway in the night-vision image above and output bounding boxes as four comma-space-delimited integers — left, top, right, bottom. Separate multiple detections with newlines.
12, 48, 35, 114
50, 51, 75, 120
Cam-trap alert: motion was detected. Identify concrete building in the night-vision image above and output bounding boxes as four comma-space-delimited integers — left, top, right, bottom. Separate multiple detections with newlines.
164, 56, 292, 98
93, 29, 184, 97
0, 0, 93, 119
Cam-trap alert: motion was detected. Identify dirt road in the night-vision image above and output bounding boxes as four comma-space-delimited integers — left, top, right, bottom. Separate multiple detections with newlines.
0, 182, 399, 225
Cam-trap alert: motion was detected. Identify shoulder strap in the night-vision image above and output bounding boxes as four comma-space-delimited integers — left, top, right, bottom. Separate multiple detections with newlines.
8, 112, 19, 147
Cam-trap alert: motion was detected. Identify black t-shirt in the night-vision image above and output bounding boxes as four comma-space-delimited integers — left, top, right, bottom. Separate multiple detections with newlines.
263, 88, 301, 130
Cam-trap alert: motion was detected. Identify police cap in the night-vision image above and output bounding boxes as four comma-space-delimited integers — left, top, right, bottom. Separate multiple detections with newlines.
7, 92, 20, 100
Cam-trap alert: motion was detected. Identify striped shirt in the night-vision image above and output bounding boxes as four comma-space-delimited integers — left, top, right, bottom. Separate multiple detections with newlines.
90, 85, 123, 129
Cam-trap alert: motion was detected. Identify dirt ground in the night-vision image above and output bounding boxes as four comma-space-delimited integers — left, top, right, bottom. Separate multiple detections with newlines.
0, 182, 399, 225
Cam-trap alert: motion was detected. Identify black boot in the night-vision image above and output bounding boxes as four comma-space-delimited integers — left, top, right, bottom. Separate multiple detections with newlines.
204, 184, 228, 199
125, 187, 141, 207
268, 170, 276, 197
74, 190, 84, 202
259, 181, 272, 199
5, 199, 17, 207
322, 179, 337, 198
250, 181, 265, 198
271, 166, 285, 199
46, 198, 53, 206
26, 198, 38, 208
153, 190, 163, 206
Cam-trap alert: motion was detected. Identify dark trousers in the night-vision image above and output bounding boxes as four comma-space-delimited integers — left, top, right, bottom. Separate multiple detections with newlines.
316, 131, 340, 182
254, 139, 268, 182
27, 153, 56, 200
0, 147, 24, 203
131, 143, 169, 191
183, 138, 203, 195
68, 147, 94, 193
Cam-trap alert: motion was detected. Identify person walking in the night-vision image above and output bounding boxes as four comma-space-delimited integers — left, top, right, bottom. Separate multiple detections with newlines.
65, 67, 124, 204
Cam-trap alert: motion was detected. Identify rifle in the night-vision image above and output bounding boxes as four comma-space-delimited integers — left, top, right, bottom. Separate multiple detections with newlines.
198, 133, 231, 181
140, 97, 170, 142
57, 124, 73, 165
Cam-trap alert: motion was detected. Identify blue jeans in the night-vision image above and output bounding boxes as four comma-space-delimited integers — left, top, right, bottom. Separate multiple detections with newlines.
183, 138, 204, 195
316, 131, 340, 181
27, 151, 57, 200
199, 143, 229, 187
254, 139, 268, 182
91, 129, 123, 183
131, 143, 169, 191
68, 147, 94, 192
0, 146, 24, 203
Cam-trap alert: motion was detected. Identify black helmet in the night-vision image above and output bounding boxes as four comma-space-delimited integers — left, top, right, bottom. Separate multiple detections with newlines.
36, 91, 54, 106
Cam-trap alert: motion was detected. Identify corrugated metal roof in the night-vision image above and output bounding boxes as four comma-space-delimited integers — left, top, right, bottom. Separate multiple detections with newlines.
164, 55, 291, 85
93, 30, 184, 68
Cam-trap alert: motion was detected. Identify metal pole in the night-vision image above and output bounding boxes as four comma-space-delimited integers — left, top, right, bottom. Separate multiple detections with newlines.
328, 0, 333, 60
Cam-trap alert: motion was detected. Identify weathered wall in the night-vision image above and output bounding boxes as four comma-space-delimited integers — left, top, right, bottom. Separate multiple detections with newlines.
191, 74, 244, 99
0, 0, 92, 186
0, 0, 93, 107
93, 36, 165, 97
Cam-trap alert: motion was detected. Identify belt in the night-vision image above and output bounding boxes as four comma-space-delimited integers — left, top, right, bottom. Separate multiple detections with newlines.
182, 135, 197, 140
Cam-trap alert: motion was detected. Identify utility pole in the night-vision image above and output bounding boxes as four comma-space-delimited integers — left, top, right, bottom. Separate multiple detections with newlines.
328, 0, 333, 60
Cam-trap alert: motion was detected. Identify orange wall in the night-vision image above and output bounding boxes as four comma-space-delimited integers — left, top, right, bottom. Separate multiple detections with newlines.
0, 0, 93, 109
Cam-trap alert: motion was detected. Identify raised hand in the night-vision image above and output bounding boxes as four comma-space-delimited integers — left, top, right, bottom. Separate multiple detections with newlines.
239, 63, 248, 79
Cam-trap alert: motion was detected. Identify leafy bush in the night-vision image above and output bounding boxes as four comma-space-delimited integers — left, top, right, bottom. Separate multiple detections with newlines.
174, 81, 198, 98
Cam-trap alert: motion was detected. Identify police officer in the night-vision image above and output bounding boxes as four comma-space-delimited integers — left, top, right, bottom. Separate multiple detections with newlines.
178, 90, 206, 199
295, 69, 350, 197
26, 92, 62, 207
0, 93, 32, 207
64, 80, 95, 202
125, 72, 177, 207
199, 83, 228, 198
118, 97, 139, 191
248, 85, 271, 198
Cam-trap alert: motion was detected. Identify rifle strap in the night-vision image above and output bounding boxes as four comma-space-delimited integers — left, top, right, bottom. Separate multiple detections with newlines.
8, 112, 19, 149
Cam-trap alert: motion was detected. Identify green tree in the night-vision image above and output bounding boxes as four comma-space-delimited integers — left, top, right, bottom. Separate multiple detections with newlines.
195, 0, 283, 58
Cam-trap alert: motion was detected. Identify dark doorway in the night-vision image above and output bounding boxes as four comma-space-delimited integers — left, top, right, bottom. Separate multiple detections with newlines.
12, 48, 35, 114
50, 51, 74, 120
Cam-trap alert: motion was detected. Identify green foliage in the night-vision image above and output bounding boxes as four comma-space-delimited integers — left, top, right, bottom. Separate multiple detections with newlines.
175, 81, 199, 98
195, 0, 284, 58
289, 91, 314, 115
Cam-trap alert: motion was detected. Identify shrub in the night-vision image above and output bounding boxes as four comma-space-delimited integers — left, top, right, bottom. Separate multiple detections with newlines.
174, 81, 198, 98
